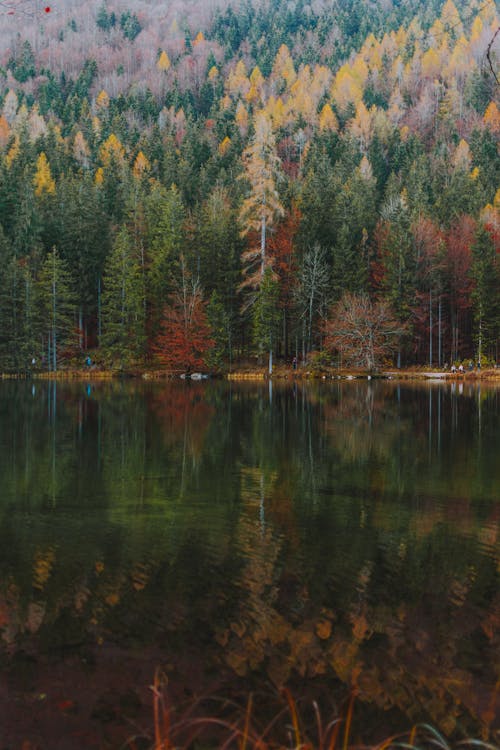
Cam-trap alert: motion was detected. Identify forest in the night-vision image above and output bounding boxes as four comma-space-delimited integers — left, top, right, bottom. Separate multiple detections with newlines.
0, 0, 499, 372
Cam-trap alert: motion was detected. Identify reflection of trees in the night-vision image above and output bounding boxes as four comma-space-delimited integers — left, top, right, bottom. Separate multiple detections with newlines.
0, 381, 498, 743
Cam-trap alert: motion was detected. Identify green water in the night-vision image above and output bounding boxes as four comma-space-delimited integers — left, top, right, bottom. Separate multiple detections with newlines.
0, 379, 498, 748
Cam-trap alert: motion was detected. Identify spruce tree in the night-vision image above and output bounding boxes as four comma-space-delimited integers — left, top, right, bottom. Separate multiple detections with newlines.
101, 228, 145, 368
37, 247, 77, 371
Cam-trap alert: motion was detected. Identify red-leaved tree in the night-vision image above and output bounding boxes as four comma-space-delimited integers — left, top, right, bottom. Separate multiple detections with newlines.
153, 257, 214, 372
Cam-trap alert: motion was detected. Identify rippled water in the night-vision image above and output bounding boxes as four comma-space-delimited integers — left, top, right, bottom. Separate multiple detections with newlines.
0, 379, 498, 748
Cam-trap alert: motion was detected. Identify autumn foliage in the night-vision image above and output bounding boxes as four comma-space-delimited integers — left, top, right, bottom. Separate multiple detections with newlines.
153, 267, 214, 372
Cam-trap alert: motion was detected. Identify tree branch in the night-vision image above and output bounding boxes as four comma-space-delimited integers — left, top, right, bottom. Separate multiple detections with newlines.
486, 26, 500, 85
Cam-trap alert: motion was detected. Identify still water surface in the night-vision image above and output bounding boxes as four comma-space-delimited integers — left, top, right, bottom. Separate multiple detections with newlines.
0, 379, 498, 748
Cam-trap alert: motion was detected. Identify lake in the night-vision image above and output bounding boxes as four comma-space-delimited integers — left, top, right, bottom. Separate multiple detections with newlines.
0, 379, 498, 749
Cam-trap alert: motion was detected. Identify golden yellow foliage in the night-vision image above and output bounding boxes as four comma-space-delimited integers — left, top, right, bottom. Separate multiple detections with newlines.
441, 0, 462, 33
452, 139, 471, 171
235, 101, 248, 134
218, 136, 231, 155
318, 103, 338, 132
34, 152, 56, 196
446, 36, 472, 80
227, 59, 250, 97
0, 115, 10, 149
421, 47, 441, 78
95, 167, 104, 186
99, 133, 125, 166
133, 150, 151, 178
331, 65, 363, 111
350, 101, 373, 151
358, 155, 374, 181
157, 50, 171, 72
96, 89, 110, 109
33, 547, 56, 590
272, 43, 296, 88
6, 135, 19, 167
484, 101, 500, 134
193, 31, 205, 46
208, 65, 218, 81
470, 16, 483, 44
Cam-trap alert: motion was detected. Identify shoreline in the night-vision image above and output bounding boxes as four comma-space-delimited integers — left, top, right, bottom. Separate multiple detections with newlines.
1, 367, 499, 382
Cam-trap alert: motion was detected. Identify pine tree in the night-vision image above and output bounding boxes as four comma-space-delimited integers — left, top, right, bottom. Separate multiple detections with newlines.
471, 225, 499, 362
37, 248, 77, 371
252, 268, 280, 374
101, 228, 146, 368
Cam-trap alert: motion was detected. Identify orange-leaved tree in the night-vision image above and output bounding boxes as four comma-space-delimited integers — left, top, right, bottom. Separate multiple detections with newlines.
324, 292, 406, 371
153, 256, 214, 372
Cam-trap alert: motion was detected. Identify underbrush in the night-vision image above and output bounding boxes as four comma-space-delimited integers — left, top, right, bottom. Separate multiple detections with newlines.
125, 670, 499, 750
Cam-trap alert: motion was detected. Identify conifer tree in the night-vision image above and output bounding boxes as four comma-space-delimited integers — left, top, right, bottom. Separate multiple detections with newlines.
471, 225, 499, 361
37, 248, 77, 371
101, 228, 145, 368
253, 268, 280, 374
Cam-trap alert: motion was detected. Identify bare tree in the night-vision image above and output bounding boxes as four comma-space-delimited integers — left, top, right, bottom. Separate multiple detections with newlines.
324, 293, 407, 371
295, 243, 331, 357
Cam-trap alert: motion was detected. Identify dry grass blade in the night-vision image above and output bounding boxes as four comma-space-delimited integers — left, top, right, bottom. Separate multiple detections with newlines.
342, 693, 355, 750
281, 687, 302, 749
241, 693, 254, 750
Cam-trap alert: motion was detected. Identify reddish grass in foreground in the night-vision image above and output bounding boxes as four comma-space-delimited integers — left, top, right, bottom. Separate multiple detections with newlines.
124, 670, 499, 750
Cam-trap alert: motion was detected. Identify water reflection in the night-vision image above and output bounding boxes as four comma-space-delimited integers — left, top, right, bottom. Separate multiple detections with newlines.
0, 380, 498, 747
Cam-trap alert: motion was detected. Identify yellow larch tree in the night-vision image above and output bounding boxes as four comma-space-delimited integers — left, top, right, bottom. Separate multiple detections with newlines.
310, 65, 332, 100
318, 104, 338, 132
429, 18, 445, 45
227, 60, 250, 98
469, 16, 483, 46
421, 47, 441, 79
99, 133, 126, 167
441, 0, 462, 36
157, 50, 171, 72
133, 151, 151, 179
246, 66, 265, 104
193, 31, 205, 46
484, 101, 500, 134
95, 167, 104, 186
331, 65, 363, 113
480, 189, 500, 231
350, 101, 373, 153
6, 135, 19, 168
96, 89, 110, 110
394, 26, 407, 50
0, 115, 10, 149
235, 101, 249, 135
445, 36, 472, 82
452, 139, 472, 172
239, 110, 283, 280
271, 44, 296, 91
34, 152, 56, 196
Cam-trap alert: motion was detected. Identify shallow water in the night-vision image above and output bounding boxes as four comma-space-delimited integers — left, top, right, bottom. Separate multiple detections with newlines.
0, 379, 498, 748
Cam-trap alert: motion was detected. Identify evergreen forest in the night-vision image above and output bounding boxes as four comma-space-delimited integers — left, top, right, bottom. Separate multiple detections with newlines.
0, 0, 499, 372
